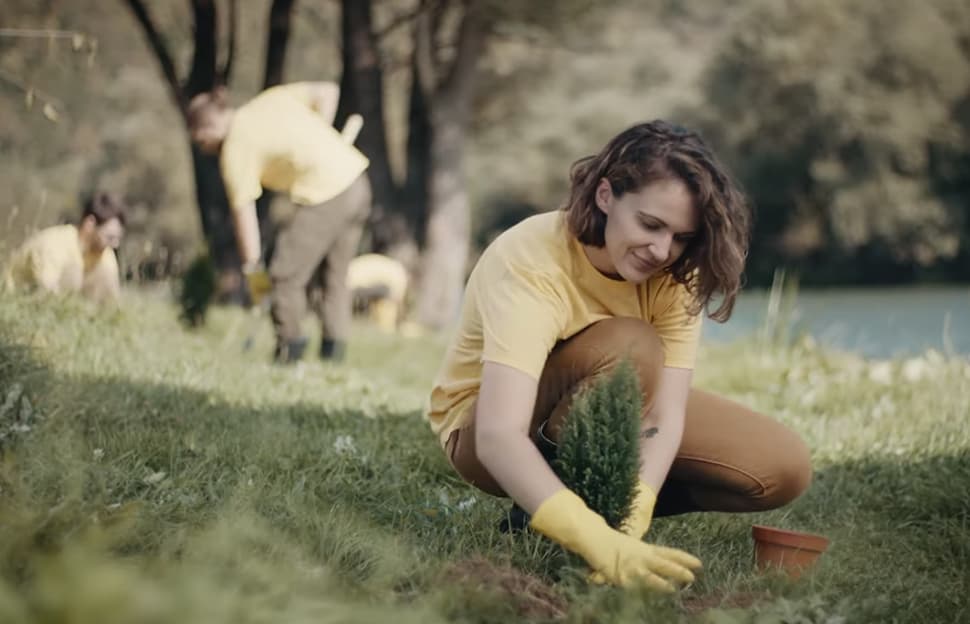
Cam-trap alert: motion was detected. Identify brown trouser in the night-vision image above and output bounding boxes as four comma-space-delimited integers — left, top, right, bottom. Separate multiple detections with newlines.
446, 317, 812, 517
269, 176, 371, 344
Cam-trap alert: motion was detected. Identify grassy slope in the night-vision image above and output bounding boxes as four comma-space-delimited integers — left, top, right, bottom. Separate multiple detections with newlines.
0, 291, 968, 623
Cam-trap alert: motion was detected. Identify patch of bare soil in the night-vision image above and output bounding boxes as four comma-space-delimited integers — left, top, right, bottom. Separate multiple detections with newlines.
681, 590, 772, 615
444, 557, 568, 620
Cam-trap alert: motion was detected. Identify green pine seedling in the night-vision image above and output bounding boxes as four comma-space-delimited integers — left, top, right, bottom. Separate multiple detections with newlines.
178, 253, 217, 328
554, 359, 642, 529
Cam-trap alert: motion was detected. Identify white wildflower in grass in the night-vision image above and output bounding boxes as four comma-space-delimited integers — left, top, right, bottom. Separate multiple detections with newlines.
143, 471, 167, 485
871, 395, 895, 420
868, 361, 893, 385
93, 448, 104, 461
456, 497, 477, 512
333, 434, 356, 455
901, 357, 929, 383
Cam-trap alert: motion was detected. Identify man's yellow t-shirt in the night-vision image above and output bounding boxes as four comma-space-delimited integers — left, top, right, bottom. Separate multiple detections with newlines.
3, 224, 120, 303
220, 83, 369, 208
427, 211, 702, 447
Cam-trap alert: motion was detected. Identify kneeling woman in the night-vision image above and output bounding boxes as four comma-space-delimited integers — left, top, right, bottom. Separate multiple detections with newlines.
427, 121, 812, 591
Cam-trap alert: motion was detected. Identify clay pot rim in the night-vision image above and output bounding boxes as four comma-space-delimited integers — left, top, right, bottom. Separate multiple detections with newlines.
751, 524, 830, 552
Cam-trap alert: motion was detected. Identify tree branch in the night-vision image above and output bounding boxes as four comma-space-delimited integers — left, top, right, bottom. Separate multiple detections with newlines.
373, 5, 424, 40
123, 0, 185, 111
439, 0, 491, 99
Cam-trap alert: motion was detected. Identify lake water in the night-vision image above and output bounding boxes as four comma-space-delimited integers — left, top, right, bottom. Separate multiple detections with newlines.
701, 286, 970, 359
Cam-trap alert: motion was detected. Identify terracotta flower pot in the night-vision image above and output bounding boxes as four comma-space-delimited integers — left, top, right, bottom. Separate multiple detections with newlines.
751, 524, 829, 579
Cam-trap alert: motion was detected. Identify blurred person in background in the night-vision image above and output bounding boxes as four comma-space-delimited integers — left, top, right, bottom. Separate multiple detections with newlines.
188, 83, 370, 364
3, 191, 126, 304
347, 253, 409, 333
427, 121, 811, 591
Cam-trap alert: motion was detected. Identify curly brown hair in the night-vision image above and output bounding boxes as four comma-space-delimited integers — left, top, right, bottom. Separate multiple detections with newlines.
562, 121, 750, 322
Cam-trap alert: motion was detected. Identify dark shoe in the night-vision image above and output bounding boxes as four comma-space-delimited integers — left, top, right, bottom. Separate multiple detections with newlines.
498, 502, 531, 533
319, 338, 346, 362
274, 337, 308, 363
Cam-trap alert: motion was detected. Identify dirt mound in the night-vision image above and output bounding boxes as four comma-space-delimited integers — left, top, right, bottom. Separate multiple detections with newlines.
444, 557, 568, 620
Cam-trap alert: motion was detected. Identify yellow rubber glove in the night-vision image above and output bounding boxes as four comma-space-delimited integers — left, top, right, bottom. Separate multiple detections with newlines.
243, 266, 272, 306
621, 480, 657, 539
530, 489, 701, 592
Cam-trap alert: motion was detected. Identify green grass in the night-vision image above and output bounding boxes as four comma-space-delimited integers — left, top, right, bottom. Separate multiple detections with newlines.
0, 289, 968, 623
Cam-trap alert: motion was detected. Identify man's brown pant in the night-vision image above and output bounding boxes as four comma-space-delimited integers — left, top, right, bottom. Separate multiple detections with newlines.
269, 176, 371, 346
446, 317, 813, 517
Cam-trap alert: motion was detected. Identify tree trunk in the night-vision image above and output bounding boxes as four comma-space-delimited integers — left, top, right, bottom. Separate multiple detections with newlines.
257, 0, 298, 263
191, 146, 240, 273
415, 106, 471, 328
413, 2, 489, 328
263, 0, 295, 88
336, 0, 416, 258
403, 50, 431, 249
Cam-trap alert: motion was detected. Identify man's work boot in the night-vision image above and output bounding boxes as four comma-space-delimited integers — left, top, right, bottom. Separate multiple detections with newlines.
274, 336, 308, 364
320, 338, 346, 362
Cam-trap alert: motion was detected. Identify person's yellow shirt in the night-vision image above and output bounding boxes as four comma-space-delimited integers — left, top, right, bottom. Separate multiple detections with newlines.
348, 254, 408, 303
3, 224, 120, 303
220, 83, 369, 209
348, 253, 409, 332
427, 211, 702, 447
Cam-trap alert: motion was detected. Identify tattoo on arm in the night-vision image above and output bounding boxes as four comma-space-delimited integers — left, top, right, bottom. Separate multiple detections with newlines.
640, 426, 659, 439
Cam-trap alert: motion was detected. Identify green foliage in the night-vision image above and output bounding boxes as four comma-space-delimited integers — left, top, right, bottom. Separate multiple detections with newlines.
4, 1, 968, 289
693, 0, 970, 284
554, 359, 642, 529
177, 253, 216, 328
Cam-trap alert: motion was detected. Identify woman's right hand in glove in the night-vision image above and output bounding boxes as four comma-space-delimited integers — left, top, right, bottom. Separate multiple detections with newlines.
529, 488, 701, 591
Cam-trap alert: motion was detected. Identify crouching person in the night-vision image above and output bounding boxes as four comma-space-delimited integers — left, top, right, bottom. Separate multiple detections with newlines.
3, 191, 126, 305
427, 121, 812, 591
347, 253, 408, 333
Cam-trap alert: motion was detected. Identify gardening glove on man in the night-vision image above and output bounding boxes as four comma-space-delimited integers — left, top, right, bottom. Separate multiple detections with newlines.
243, 263, 272, 306
529, 489, 701, 592
621, 480, 657, 539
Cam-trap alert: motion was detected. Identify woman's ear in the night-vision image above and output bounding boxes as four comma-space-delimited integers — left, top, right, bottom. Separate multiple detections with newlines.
595, 179, 613, 215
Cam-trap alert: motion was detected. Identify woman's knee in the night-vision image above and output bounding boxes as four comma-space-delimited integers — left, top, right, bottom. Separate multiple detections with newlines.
758, 433, 813, 510
586, 317, 665, 391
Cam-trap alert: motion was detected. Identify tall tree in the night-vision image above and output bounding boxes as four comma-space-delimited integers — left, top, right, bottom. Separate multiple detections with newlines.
334, 1, 591, 327
257, 0, 298, 253
410, 0, 492, 329
124, 0, 297, 291
125, 0, 238, 278
335, 0, 412, 258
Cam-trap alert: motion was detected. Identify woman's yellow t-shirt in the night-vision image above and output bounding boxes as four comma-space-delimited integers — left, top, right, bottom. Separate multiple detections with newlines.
427, 210, 701, 447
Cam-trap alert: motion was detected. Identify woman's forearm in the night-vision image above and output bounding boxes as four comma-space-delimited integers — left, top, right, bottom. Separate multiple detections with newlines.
476, 430, 566, 515
637, 408, 685, 494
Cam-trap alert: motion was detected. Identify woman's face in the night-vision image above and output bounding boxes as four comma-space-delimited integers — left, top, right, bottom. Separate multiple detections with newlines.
594, 177, 699, 283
